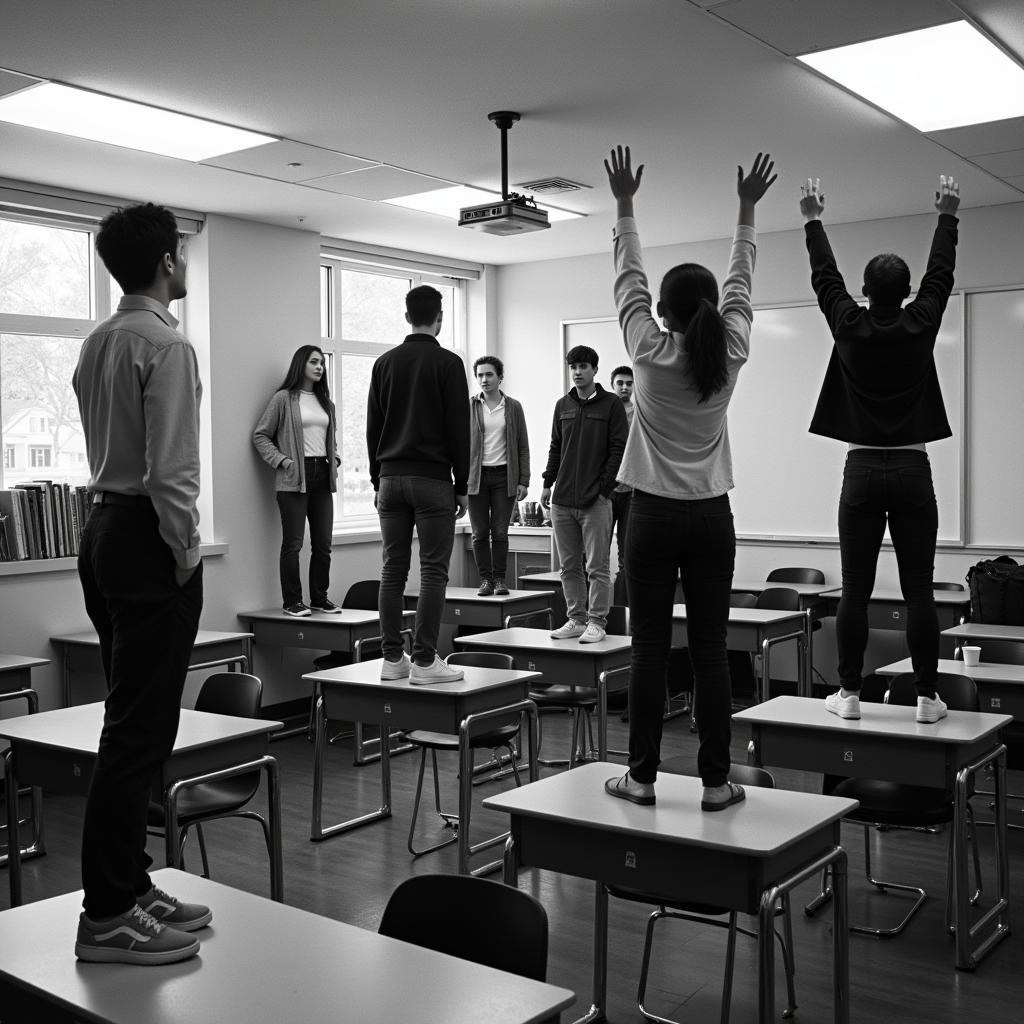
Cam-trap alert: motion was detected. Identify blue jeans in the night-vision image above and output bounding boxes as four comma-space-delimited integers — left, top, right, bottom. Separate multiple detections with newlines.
276, 457, 333, 606
551, 496, 613, 628
468, 465, 515, 580
626, 491, 735, 787
378, 475, 456, 665
836, 449, 939, 697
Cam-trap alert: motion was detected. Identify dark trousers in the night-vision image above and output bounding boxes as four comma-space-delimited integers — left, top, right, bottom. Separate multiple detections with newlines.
468, 465, 515, 580
626, 490, 735, 787
836, 449, 939, 697
276, 457, 333, 606
378, 475, 456, 665
611, 488, 632, 605
77, 501, 203, 918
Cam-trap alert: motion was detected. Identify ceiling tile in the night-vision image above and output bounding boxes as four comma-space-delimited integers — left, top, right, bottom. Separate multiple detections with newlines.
300, 165, 452, 201
0, 68, 39, 100
971, 148, 1024, 176
711, 0, 954, 56
202, 140, 377, 181
926, 117, 1024, 156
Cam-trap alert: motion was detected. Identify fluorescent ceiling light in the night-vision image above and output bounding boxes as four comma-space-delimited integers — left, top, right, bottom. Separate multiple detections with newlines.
799, 21, 1024, 132
0, 82, 277, 161
384, 184, 582, 221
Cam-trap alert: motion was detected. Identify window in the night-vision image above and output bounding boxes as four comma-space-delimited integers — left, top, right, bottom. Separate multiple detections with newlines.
2, 445, 13, 469
28, 415, 49, 433
29, 445, 51, 468
320, 260, 466, 525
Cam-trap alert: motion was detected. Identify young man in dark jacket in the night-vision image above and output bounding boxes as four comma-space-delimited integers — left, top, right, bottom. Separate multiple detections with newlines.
541, 345, 629, 642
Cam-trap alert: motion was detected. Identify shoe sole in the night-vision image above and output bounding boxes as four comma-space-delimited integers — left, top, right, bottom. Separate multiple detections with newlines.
917, 713, 948, 724
551, 631, 586, 640
310, 608, 342, 614
409, 673, 465, 685
579, 635, 606, 644
151, 909, 212, 932
380, 669, 411, 680
283, 610, 311, 617
75, 937, 200, 965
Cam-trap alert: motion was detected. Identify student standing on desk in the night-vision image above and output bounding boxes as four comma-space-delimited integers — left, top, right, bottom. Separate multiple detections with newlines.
73, 204, 209, 964
603, 147, 777, 810
800, 175, 960, 725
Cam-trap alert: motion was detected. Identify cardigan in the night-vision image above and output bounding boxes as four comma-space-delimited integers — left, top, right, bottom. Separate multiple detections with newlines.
468, 391, 531, 496
252, 389, 339, 493
806, 215, 957, 445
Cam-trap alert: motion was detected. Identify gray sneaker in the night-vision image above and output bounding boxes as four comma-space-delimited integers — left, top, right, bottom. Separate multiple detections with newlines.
137, 884, 212, 931
409, 655, 465, 685
550, 620, 586, 640
917, 694, 948, 723
75, 904, 200, 965
380, 652, 412, 680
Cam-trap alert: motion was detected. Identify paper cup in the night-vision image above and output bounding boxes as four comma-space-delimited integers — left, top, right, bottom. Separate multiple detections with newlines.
962, 645, 981, 667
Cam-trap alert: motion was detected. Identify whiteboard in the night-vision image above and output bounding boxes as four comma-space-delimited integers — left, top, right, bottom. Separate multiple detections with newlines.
562, 297, 964, 543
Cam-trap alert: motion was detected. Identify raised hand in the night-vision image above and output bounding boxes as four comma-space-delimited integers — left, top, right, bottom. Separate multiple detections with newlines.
737, 152, 778, 204
604, 145, 644, 200
799, 177, 826, 222
935, 174, 960, 215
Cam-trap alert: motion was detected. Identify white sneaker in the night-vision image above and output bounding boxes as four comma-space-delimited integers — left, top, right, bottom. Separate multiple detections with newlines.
550, 620, 586, 640
917, 694, 948, 724
579, 622, 607, 644
824, 690, 861, 719
409, 655, 465, 685
380, 652, 411, 680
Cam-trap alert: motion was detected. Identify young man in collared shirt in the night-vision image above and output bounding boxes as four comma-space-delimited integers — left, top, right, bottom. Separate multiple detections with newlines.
73, 203, 208, 965
609, 364, 634, 605
541, 345, 629, 643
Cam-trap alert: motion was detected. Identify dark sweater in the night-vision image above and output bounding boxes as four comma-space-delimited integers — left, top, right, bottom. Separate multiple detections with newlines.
366, 334, 471, 493
806, 214, 958, 445
542, 384, 629, 508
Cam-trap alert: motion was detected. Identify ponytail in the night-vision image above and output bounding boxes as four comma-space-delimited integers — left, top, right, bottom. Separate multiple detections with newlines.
684, 298, 728, 403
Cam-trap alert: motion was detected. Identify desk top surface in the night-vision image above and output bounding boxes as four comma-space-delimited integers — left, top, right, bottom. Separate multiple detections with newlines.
406, 586, 553, 603
731, 579, 835, 597
820, 587, 969, 606
734, 695, 1011, 744
942, 622, 1024, 642
454, 627, 632, 655
303, 659, 541, 695
672, 604, 805, 626
519, 571, 563, 585
0, 653, 49, 672
0, 869, 574, 1024
484, 762, 856, 856
876, 657, 1024, 684
239, 608, 406, 626
0, 703, 282, 751
52, 629, 253, 647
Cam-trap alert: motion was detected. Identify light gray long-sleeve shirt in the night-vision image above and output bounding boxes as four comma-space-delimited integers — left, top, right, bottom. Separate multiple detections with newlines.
73, 295, 202, 569
611, 217, 756, 500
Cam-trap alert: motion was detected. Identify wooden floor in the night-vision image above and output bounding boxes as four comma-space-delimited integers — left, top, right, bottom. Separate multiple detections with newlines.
4, 707, 1022, 1024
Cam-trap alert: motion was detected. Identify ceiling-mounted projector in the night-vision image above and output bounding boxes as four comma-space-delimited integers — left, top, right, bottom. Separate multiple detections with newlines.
459, 111, 550, 235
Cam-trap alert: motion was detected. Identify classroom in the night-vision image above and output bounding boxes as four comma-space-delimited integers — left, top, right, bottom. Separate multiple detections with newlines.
1, 2, 1023, 1022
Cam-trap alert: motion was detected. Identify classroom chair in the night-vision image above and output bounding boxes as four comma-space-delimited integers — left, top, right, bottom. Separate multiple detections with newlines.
606, 760, 796, 1024
379, 873, 554, 1022
147, 672, 272, 883
402, 651, 523, 868
0, 686, 43, 870
766, 567, 825, 585
806, 672, 983, 937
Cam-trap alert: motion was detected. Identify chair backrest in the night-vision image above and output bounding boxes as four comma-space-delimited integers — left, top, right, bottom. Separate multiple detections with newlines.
606, 605, 629, 635
446, 651, 515, 671
378, 874, 548, 982
755, 587, 800, 611
730, 592, 757, 608
766, 567, 825, 585
933, 581, 966, 591
657, 755, 775, 790
343, 579, 381, 609
886, 671, 979, 711
195, 672, 262, 718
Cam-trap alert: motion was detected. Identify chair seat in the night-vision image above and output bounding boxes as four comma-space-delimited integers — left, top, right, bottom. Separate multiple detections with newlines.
530, 685, 598, 706
831, 777, 952, 827
147, 777, 259, 826
403, 723, 520, 750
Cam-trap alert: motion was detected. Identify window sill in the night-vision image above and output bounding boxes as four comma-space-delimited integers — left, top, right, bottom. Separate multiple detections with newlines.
0, 542, 229, 578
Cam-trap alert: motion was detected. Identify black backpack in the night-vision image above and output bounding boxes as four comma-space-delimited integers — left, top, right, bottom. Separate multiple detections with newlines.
966, 556, 1024, 625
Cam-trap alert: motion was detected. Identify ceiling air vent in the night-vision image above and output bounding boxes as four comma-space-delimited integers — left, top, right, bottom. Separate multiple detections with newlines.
514, 177, 590, 195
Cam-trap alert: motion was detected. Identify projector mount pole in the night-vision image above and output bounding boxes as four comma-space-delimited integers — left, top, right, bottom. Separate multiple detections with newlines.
487, 111, 520, 202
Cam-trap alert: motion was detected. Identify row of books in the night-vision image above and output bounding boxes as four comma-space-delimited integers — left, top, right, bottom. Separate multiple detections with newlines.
0, 482, 93, 562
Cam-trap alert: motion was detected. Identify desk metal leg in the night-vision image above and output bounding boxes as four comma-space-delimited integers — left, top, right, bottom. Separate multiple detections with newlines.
571, 881, 608, 1024
310, 682, 392, 840
3, 748, 23, 906
0, 689, 44, 871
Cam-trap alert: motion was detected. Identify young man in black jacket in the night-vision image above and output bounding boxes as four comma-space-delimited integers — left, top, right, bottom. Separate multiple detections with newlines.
541, 345, 629, 643
367, 285, 470, 683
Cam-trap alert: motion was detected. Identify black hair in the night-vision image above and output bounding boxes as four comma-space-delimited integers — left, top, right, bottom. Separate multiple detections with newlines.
95, 203, 180, 293
278, 345, 332, 414
565, 345, 599, 369
473, 355, 504, 378
862, 253, 911, 307
659, 263, 728, 403
406, 284, 443, 327
610, 365, 633, 384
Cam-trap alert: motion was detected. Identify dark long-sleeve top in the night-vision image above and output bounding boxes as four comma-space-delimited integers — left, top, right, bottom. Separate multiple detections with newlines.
806, 214, 958, 445
542, 383, 629, 508
366, 334, 471, 494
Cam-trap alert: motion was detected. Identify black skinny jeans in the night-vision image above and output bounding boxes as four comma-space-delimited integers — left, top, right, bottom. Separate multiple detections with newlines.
626, 490, 735, 787
276, 456, 333, 606
836, 448, 940, 697
468, 464, 516, 580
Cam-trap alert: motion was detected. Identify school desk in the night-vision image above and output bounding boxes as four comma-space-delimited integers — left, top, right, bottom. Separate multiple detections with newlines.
1, 703, 283, 906
819, 588, 970, 633
51, 629, 253, 709
0, 868, 575, 1024
301, 659, 540, 875
453, 627, 632, 762
485, 762, 855, 1024
0, 654, 49, 695
941, 621, 1024, 655
405, 585, 555, 630
734, 695, 1011, 970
